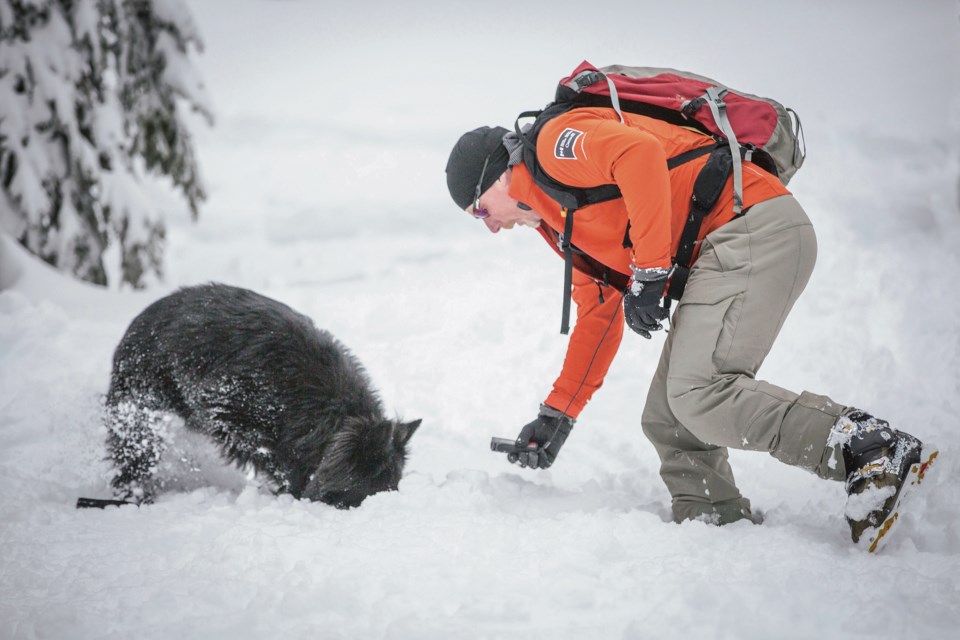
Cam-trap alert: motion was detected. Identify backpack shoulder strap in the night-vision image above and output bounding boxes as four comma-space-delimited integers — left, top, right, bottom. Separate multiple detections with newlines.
700, 87, 743, 214
515, 104, 622, 211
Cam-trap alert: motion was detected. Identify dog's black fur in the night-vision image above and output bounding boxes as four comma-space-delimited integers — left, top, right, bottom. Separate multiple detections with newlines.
104, 283, 420, 508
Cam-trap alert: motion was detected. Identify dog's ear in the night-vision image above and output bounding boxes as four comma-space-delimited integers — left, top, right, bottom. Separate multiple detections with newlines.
395, 419, 421, 446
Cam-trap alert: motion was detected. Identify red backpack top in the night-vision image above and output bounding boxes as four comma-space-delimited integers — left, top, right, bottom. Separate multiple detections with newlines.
562, 61, 805, 182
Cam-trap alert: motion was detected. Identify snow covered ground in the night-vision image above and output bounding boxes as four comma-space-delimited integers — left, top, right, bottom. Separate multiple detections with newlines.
2, 1, 960, 638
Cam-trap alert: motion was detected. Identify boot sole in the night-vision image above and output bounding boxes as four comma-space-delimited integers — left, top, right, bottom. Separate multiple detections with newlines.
858, 444, 939, 553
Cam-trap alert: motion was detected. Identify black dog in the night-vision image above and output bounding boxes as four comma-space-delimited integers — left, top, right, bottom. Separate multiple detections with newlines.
103, 283, 420, 508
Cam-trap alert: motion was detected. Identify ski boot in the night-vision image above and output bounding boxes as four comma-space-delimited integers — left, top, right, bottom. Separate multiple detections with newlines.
834, 410, 939, 552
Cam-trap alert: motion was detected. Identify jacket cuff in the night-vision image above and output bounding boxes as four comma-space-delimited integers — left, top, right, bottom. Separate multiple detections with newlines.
542, 395, 584, 420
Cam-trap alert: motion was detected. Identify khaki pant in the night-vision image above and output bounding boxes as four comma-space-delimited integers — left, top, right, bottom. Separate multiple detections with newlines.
641, 195, 848, 524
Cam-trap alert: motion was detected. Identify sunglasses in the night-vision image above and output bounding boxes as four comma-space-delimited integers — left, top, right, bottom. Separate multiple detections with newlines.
471, 155, 491, 219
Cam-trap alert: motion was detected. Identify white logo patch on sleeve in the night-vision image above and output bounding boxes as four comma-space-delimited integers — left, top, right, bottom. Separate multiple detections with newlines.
554, 128, 583, 160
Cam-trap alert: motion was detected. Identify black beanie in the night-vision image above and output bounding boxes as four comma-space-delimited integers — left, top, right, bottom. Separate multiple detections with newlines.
446, 126, 510, 210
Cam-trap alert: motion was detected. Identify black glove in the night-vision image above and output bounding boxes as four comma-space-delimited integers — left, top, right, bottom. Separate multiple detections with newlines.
623, 266, 672, 338
509, 404, 575, 469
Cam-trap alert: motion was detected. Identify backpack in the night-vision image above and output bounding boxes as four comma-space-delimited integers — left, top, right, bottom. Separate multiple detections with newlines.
516, 61, 806, 334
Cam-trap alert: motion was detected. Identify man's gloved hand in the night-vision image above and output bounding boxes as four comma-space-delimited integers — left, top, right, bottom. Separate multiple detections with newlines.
623, 265, 672, 338
509, 404, 575, 469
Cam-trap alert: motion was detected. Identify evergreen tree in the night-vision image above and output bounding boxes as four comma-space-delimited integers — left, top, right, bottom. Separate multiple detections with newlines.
0, 0, 212, 287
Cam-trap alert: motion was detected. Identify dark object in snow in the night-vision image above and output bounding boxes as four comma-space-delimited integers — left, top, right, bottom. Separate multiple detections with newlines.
103, 283, 420, 508
76, 497, 136, 509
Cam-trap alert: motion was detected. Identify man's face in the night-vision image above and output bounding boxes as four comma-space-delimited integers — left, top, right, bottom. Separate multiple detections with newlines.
466, 171, 541, 234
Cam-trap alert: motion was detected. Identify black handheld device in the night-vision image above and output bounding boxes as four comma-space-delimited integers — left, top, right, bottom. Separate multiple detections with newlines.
490, 437, 539, 455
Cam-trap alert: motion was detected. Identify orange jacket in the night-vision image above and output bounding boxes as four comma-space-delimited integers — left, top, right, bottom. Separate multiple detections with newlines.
507, 107, 789, 417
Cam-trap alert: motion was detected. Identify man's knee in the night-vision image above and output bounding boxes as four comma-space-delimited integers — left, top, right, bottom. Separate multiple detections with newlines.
664, 373, 733, 442
641, 396, 671, 435
641, 400, 686, 460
